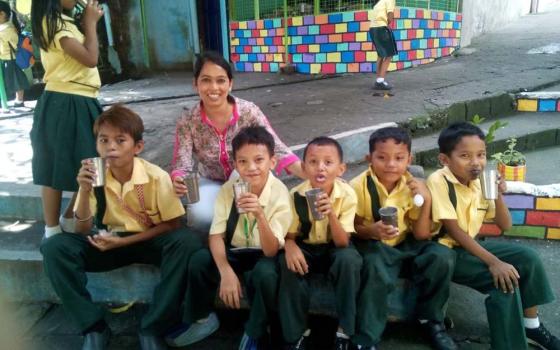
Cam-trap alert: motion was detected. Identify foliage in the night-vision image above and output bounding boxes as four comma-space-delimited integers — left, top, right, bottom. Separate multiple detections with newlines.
492, 138, 526, 166
470, 115, 508, 144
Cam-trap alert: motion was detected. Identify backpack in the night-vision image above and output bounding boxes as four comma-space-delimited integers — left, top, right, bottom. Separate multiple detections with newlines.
9, 32, 35, 70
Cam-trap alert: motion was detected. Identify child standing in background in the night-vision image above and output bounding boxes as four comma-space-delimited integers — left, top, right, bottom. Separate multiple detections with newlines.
0, 1, 30, 107
30, 0, 103, 238
369, 0, 398, 90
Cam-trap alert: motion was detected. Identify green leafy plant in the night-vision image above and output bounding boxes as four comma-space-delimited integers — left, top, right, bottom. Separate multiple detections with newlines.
470, 115, 508, 143
492, 138, 526, 166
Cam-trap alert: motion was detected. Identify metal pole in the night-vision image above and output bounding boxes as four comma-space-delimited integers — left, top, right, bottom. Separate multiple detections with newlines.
220, 0, 229, 59
139, 0, 150, 69
314, 0, 320, 15
188, 0, 200, 56
254, 0, 260, 20
0, 63, 8, 110
283, 0, 289, 64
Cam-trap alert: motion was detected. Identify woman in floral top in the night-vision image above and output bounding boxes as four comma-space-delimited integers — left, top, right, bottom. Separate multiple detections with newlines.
171, 51, 304, 231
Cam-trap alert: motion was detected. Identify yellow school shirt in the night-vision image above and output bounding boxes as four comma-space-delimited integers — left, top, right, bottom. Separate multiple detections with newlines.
210, 173, 292, 249
40, 14, 101, 97
0, 23, 18, 60
289, 179, 357, 245
427, 167, 496, 248
350, 168, 421, 247
76, 158, 185, 232
370, 0, 396, 28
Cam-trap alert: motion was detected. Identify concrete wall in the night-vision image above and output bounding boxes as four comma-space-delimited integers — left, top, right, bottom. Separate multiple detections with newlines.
460, 0, 532, 47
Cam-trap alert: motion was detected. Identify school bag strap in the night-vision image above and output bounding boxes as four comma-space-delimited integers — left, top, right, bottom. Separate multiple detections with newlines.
366, 175, 382, 222
93, 187, 108, 231
293, 192, 312, 243
225, 195, 240, 248
432, 176, 457, 241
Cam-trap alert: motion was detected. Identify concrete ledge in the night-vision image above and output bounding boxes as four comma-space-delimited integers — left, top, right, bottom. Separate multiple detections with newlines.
516, 91, 560, 112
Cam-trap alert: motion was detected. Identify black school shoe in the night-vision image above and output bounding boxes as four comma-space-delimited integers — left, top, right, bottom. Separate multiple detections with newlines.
421, 321, 458, 350
526, 324, 560, 350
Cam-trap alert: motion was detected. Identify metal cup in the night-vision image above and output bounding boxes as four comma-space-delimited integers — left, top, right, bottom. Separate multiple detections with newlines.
233, 180, 251, 213
305, 188, 325, 220
379, 206, 398, 228
480, 169, 498, 200
88, 157, 106, 187
183, 173, 200, 204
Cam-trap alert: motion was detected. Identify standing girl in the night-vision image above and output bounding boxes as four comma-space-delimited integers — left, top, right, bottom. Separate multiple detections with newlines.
0, 1, 30, 107
30, 0, 103, 238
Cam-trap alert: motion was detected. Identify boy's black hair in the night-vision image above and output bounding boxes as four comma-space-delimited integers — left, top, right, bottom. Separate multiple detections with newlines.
438, 122, 485, 155
369, 127, 411, 153
94, 104, 144, 143
303, 136, 343, 162
0, 2, 21, 35
194, 51, 233, 81
232, 126, 275, 159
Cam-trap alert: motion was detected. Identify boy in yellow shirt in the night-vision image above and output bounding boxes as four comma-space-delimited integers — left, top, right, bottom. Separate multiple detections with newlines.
427, 122, 558, 350
167, 126, 292, 350
350, 127, 456, 350
40, 105, 202, 350
279, 137, 362, 350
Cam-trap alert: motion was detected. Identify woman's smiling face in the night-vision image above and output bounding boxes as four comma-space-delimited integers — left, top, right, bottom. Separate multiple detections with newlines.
194, 62, 233, 109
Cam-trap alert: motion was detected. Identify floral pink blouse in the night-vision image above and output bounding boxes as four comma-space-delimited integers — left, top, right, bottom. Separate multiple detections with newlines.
171, 97, 299, 182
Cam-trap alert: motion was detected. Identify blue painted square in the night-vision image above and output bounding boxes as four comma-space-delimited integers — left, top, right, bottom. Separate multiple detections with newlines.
298, 64, 310, 73
264, 37, 273, 45
288, 45, 297, 54
239, 38, 248, 45
336, 63, 347, 73
235, 46, 244, 54
321, 43, 337, 52
302, 35, 315, 44
444, 12, 451, 21
248, 54, 257, 62
270, 63, 279, 72
539, 99, 557, 112
273, 19, 282, 28
329, 13, 343, 24
235, 62, 245, 71
400, 8, 409, 18
292, 36, 303, 45
419, 19, 428, 29
411, 40, 420, 49
342, 12, 354, 22
308, 25, 320, 35
288, 27, 297, 36
393, 30, 401, 40
342, 51, 354, 63
511, 210, 525, 225
316, 53, 327, 63
337, 43, 349, 51
399, 52, 408, 61
453, 22, 461, 29
292, 54, 303, 63
348, 22, 360, 32
235, 30, 244, 37
264, 19, 273, 29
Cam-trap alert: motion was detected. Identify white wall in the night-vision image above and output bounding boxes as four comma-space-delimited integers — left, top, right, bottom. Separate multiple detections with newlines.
460, 0, 532, 47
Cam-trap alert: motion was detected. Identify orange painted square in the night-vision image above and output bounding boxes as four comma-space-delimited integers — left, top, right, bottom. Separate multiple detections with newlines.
315, 15, 329, 24
348, 63, 360, 72
403, 41, 411, 50
329, 34, 343, 43
256, 20, 264, 29
256, 38, 264, 45
277, 46, 285, 53
276, 28, 284, 36
266, 54, 273, 62
361, 42, 373, 50
360, 22, 371, 31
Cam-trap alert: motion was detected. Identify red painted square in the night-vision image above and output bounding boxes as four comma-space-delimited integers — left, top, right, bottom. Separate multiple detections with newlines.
262, 63, 270, 71
457, 14, 463, 22
273, 37, 283, 45
244, 46, 252, 53
479, 223, 502, 237
526, 211, 560, 227
407, 51, 416, 60
416, 9, 424, 18
231, 22, 239, 30
251, 30, 259, 37
408, 29, 416, 39
287, 18, 293, 26
296, 45, 308, 53
449, 29, 456, 38
343, 33, 355, 42
355, 51, 366, 62
322, 63, 336, 74
320, 24, 336, 34
557, 100, 560, 112
230, 53, 240, 62
355, 11, 368, 21
427, 38, 434, 48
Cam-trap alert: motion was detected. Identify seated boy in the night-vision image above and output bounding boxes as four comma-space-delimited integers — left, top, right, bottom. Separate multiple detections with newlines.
427, 122, 559, 350
40, 104, 202, 350
166, 126, 292, 349
350, 127, 457, 350
279, 137, 362, 350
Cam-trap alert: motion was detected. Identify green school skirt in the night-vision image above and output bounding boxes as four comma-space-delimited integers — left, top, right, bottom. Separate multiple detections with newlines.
31, 91, 102, 191
0, 59, 30, 95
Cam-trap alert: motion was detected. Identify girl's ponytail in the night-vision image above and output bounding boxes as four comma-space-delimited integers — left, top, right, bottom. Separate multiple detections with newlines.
10, 9, 21, 35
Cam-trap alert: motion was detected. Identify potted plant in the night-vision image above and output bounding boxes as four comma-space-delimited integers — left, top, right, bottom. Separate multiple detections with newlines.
491, 137, 527, 181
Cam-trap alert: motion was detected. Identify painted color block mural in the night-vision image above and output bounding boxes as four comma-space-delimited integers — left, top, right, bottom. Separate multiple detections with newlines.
230, 8, 461, 74
516, 92, 560, 112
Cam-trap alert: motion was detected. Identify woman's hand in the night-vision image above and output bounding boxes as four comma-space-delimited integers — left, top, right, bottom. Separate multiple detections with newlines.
172, 176, 188, 197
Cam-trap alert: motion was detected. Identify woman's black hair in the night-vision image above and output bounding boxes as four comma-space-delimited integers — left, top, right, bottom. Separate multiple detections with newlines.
0, 1, 21, 35
194, 51, 233, 81
31, 0, 65, 51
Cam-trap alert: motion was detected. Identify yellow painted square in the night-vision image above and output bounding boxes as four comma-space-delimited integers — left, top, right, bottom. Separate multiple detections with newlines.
424, 9, 430, 18
404, 19, 412, 29
388, 62, 397, 71
231, 38, 239, 46
310, 64, 321, 74
517, 99, 538, 112
433, 38, 439, 47
456, 30, 461, 37
327, 52, 341, 62
261, 46, 269, 53
536, 198, 560, 210
239, 22, 248, 30
335, 23, 348, 33
309, 44, 320, 53
447, 21, 453, 29
366, 51, 377, 61
274, 54, 283, 62
356, 32, 368, 42
416, 29, 424, 38
260, 29, 268, 37
548, 228, 560, 240
292, 16, 303, 26
416, 50, 424, 59
254, 63, 262, 72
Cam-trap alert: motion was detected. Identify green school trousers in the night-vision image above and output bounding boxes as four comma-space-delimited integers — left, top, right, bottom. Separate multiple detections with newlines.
278, 242, 362, 343
453, 240, 555, 350
352, 236, 456, 346
183, 248, 279, 339
40, 228, 202, 335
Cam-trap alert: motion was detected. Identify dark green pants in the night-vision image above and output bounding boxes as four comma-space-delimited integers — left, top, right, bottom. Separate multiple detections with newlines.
278, 243, 362, 343
453, 240, 555, 350
40, 228, 201, 335
183, 248, 279, 339
352, 237, 456, 346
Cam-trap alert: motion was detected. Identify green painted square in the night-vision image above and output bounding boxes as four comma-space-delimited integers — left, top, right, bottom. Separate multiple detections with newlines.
308, 25, 320, 35
342, 12, 355, 22
504, 225, 546, 239
337, 43, 349, 51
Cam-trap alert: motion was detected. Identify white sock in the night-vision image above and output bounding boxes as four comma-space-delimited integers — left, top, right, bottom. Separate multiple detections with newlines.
419, 319, 429, 324
376, 77, 385, 83
44, 225, 62, 238
524, 317, 540, 329
59, 215, 76, 233
336, 331, 349, 339
196, 316, 209, 324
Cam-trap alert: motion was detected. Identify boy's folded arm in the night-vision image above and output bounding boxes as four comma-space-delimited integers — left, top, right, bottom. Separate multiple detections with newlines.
411, 196, 433, 240
442, 219, 499, 266
255, 213, 280, 257
329, 213, 350, 247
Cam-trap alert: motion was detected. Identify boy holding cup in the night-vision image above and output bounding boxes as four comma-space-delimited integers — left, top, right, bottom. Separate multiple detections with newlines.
279, 137, 362, 350
350, 127, 456, 350
167, 126, 292, 349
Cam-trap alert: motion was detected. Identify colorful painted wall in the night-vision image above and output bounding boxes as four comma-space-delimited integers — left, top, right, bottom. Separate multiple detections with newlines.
517, 93, 560, 112
229, 7, 462, 74
480, 194, 560, 240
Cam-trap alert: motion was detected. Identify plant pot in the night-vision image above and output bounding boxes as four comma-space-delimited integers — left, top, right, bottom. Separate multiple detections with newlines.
497, 162, 526, 182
